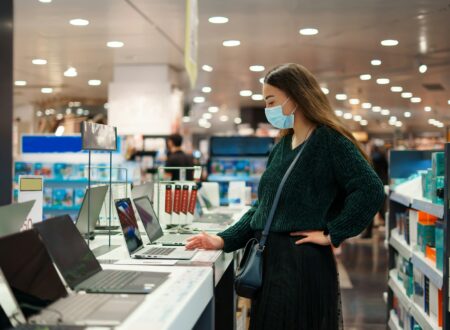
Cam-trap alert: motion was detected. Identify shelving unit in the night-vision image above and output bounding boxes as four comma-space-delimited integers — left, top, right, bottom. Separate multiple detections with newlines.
387, 148, 449, 330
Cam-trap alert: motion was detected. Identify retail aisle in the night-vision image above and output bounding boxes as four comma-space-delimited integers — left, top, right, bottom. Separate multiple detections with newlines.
340, 229, 388, 330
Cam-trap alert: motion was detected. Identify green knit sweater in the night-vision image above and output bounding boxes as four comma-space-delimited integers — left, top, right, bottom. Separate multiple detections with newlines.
217, 126, 384, 252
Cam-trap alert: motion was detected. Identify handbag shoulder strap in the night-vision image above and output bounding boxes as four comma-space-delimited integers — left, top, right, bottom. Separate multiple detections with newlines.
258, 133, 312, 249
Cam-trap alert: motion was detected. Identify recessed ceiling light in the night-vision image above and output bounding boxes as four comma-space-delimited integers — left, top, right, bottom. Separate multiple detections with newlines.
335, 94, 347, 101
349, 98, 360, 105
107, 41, 124, 48
259, 77, 264, 84
14, 80, 27, 86
208, 106, 219, 113
222, 40, 240, 47
193, 96, 205, 103
32, 58, 47, 65
360, 120, 368, 126
360, 74, 372, 81
234, 117, 242, 124
41, 87, 53, 94
376, 78, 390, 85
299, 28, 319, 36
410, 97, 422, 103
381, 39, 399, 46
39, 0, 52, 3
353, 115, 362, 122
69, 18, 89, 26
88, 79, 101, 86
391, 86, 403, 92
362, 102, 372, 109
428, 119, 436, 125
404, 112, 411, 118
208, 16, 229, 24
419, 64, 427, 73
321, 87, 329, 95
182, 116, 191, 123
202, 65, 213, 72
249, 65, 265, 72
240, 90, 252, 97
56, 113, 64, 120
371, 59, 382, 66
64, 67, 77, 77
220, 115, 229, 122
335, 110, 343, 117
251, 94, 264, 101
401, 92, 413, 98
203, 113, 213, 119
389, 116, 397, 122
343, 113, 353, 120
395, 121, 403, 127
381, 109, 390, 116
372, 106, 381, 112
202, 86, 212, 93
447, 100, 450, 105
424, 106, 432, 112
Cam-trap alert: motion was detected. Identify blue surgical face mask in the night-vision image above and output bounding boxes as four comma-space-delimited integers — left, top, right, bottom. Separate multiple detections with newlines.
264, 97, 296, 129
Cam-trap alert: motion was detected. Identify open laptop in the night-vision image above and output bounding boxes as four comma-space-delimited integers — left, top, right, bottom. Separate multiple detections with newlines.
115, 198, 196, 260
75, 185, 110, 237
34, 215, 169, 294
132, 182, 154, 201
133, 196, 195, 246
0, 200, 35, 237
0, 229, 144, 326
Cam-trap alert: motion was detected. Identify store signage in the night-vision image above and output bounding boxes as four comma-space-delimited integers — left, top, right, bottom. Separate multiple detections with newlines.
81, 122, 117, 151
184, 0, 198, 87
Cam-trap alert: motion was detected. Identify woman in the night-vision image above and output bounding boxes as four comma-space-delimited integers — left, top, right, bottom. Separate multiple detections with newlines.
186, 63, 384, 330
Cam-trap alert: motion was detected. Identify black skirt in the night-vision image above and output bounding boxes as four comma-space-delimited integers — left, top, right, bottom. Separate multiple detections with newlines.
249, 232, 343, 330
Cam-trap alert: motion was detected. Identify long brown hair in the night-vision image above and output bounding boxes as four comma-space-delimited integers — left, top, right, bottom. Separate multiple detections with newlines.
264, 63, 370, 162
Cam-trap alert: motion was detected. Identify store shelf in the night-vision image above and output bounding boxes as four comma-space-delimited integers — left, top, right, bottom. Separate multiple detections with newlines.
410, 298, 441, 330
207, 175, 261, 182
388, 270, 411, 310
43, 178, 130, 184
389, 230, 413, 260
390, 191, 412, 207
411, 198, 444, 218
411, 249, 443, 288
44, 206, 80, 212
388, 310, 402, 330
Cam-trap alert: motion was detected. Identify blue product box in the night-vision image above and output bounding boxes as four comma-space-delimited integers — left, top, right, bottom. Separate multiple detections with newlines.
34, 163, 53, 178
43, 187, 53, 207
435, 222, 444, 271
14, 162, 33, 178
73, 188, 86, 206
52, 188, 73, 207
54, 163, 74, 179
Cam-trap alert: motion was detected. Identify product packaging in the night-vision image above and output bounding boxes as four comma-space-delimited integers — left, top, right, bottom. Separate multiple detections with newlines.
435, 221, 444, 271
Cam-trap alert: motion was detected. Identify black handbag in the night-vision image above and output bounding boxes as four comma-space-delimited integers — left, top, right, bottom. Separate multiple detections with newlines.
234, 137, 311, 299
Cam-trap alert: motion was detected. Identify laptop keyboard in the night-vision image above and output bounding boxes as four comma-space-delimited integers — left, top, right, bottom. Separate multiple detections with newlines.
141, 247, 176, 256
80, 270, 141, 290
156, 234, 194, 245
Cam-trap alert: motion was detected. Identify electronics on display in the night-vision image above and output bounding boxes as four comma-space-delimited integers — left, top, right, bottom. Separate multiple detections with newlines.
75, 185, 109, 236
0, 200, 35, 237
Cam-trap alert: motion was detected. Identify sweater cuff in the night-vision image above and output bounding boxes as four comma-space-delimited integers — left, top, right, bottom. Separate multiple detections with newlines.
217, 231, 243, 253
325, 223, 344, 247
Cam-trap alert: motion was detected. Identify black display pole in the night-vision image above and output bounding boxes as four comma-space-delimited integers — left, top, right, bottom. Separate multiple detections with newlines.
0, 0, 13, 205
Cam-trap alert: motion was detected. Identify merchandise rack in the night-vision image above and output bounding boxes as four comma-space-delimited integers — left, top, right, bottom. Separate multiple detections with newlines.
386, 148, 450, 330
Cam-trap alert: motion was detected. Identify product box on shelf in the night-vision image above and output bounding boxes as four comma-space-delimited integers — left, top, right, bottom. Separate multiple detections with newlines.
417, 212, 437, 253
435, 221, 444, 271
429, 282, 443, 327
409, 209, 418, 247
424, 277, 430, 315
43, 187, 52, 208
402, 259, 414, 297
14, 162, 33, 178
52, 188, 73, 207
73, 188, 86, 206
413, 267, 425, 310
34, 163, 53, 178
54, 163, 73, 179
425, 246, 436, 266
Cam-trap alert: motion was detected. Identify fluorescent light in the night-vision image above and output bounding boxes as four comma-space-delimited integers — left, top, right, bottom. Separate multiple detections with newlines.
389, 116, 397, 122
335, 94, 347, 101
39, 0, 52, 3
69, 18, 89, 26
404, 112, 411, 118
401, 92, 413, 98
391, 86, 403, 92
335, 110, 343, 117
223, 40, 240, 47
349, 98, 360, 105
14, 80, 27, 86
41, 87, 53, 94
32, 58, 47, 65
321, 87, 329, 95
234, 117, 242, 124
202, 86, 212, 93
419, 64, 427, 73
395, 122, 403, 127
424, 106, 431, 112
203, 113, 213, 119
55, 125, 65, 136
372, 106, 381, 112
371, 59, 382, 66
76, 108, 84, 115
360, 120, 368, 126
208, 16, 229, 24
208, 106, 219, 113
362, 102, 372, 109
88, 79, 102, 86
193, 96, 205, 103
202, 65, 213, 72
410, 97, 422, 103
259, 77, 264, 84
107, 41, 124, 48
249, 65, 265, 72
299, 28, 319, 36
251, 94, 264, 101
64, 67, 77, 77
428, 119, 436, 125
56, 113, 64, 120
381, 109, 390, 116
353, 115, 362, 122
182, 116, 191, 123
376, 78, 390, 85
220, 115, 229, 122
360, 74, 371, 81
239, 90, 252, 97
36, 111, 43, 117
343, 113, 353, 120
381, 39, 399, 46
448, 100, 450, 105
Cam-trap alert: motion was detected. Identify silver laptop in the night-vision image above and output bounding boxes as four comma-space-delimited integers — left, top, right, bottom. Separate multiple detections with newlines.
133, 196, 195, 246
132, 182, 154, 201
115, 198, 196, 260
75, 185, 109, 236
0, 229, 143, 326
0, 200, 35, 237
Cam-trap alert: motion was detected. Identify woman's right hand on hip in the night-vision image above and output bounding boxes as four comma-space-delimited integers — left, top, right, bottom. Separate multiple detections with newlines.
185, 232, 224, 250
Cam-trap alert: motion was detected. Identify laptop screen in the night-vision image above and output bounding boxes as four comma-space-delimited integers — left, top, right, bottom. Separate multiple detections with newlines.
0, 230, 68, 318
115, 198, 144, 254
0, 200, 35, 238
133, 196, 163, 242
76, 185, 109, 234
33, 215, 102, 289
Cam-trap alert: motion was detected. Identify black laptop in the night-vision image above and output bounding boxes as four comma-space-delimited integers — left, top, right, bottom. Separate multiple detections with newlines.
34, 215, 169, 294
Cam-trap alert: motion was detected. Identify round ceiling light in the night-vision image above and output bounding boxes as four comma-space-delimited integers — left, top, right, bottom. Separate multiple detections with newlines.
208, 16, 229, 24
299, 28, 319, 36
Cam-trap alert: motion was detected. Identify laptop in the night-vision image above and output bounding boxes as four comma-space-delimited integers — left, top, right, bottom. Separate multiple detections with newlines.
115, 198, 196, 260
0, 200, 35, 237
133, 196, 195, 246
0, 229, 144, 326
34, 215, 169, 294
132, 182, 154, 201
75, 185, 109, 237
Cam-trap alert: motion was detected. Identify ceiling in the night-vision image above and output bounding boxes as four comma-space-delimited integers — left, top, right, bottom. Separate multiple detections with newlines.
13, 0, 450, 133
